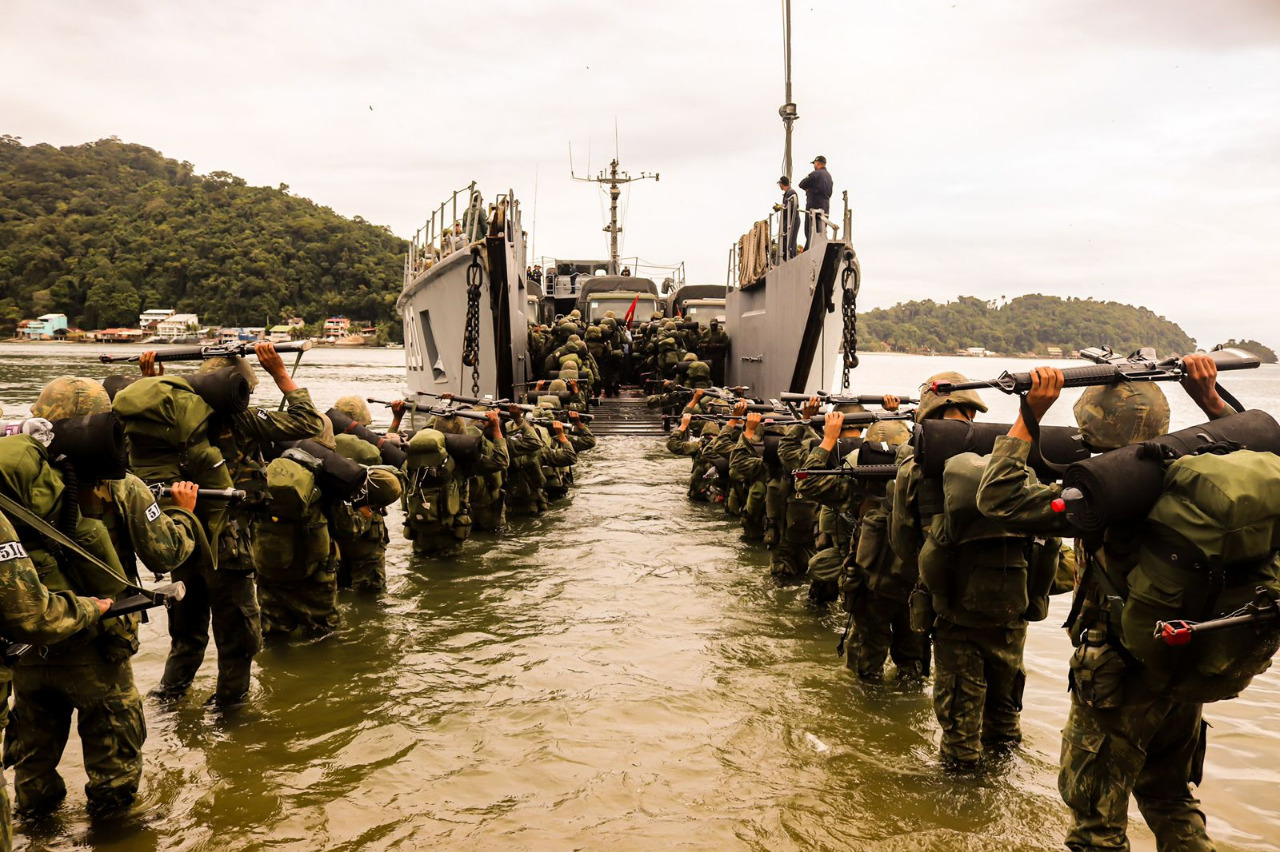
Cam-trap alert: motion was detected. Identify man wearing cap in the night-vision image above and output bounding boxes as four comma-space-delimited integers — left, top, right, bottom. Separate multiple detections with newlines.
798, 156, 833, 250
774, 176, 800, 261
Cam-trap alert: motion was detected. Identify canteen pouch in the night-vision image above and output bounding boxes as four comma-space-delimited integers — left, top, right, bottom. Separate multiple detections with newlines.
908, 585, 935, 634
1069, 632, 1127, 710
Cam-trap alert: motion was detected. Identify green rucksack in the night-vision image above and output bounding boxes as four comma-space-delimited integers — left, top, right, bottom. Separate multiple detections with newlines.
265, 448, 323, 522
1119, 450, 1280, 702
919, 452, 1032, 628
334, 433, 380, 467
112, 376, 223, 485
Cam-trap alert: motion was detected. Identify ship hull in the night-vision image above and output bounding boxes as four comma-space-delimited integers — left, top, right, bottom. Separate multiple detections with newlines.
398, 206, 530, 401
725, 230, 852, 398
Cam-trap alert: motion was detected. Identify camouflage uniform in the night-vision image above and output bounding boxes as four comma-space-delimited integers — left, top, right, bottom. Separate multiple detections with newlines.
0, 435, 141, 816
977, 382, 1219, 850
331, 433, 393, 591
727, 427, 769, 542
666, 421, 721, 503
699, 320, 730, 387
504, 421, 576, 516
0, 508, 102, 844
162, 356, 324, 704
403, 428, 469, 556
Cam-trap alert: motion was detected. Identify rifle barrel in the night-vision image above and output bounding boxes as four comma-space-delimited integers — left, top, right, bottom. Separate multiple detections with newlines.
932, 348, 1259, 396
98, 339, 312, 365
791, 465, 898, 480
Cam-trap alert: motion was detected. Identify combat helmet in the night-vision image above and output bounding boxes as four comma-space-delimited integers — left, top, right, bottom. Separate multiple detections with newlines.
333, 395, 373, 427
559, 353, 582, 370
916, 372, 988, 422
407, 428, 448, 468
569, 309, 582, 320
833, 401, 867, 416
686, 360, 713, 388
536, 395, 562, 410
864, 419, 912, 447
427, 412, 467, 435
585, 326, 602, 341
314, 414, 337, 450
33, 376, 111, 420
1074, 382, 1170, 451
198, 355, 259, 391
604, 310, 617, 320
548, 378, 569, 396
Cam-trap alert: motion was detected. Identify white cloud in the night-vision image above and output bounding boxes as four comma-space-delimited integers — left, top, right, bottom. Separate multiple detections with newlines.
2, 0, 1278, 347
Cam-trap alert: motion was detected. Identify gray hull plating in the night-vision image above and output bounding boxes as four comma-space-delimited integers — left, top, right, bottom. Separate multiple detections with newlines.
398, 209, 531, 401
725, 230, 852, 398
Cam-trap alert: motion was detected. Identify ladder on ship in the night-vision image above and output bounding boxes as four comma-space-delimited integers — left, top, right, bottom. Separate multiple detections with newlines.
588, 397, 666, 437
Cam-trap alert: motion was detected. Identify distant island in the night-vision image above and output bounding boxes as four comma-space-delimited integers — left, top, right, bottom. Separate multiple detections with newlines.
1216, 338, 1278, 364
0, 136, 406, 341
856, 294, 1260, 358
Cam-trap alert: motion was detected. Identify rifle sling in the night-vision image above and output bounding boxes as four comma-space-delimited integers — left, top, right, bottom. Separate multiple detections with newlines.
0, 491, 145, 597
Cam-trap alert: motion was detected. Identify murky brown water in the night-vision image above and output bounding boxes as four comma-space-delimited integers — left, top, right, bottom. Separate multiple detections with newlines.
2, 344, 1278, 851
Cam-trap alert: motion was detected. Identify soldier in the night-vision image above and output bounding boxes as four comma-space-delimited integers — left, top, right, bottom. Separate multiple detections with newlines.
732, 409, 816, 578
795, 396, 903, 605
329, 396, 395, 592
886, 373, 993, 761
0, 506, 108, 841
140, 342, 324, 707
977, 356, 1230, 850
504, 407, 577, 516
0, 427, 139, 817
465, 409, 511, 533
700, 319, 730, 387
256, 415, 343, 636
842, 419, 925, 680
403, 426, 469, 556
666, 412, 722, 503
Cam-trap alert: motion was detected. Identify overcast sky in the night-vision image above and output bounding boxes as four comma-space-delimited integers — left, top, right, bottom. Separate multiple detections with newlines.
4, 0, 1278, 347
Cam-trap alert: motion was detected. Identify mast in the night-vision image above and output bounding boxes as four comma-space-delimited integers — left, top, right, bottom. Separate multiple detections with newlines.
572, 156, 658, 275
779, 0, 797, 180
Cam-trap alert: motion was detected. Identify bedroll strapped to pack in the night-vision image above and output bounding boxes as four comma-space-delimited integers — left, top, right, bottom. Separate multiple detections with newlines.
1062, 409, 1280, 533
276, 439, 368, 501
48, 412, 128, 482
1118, 449, 1280, 702
914, 419, 1088, 482
326, 407, 409, 468
919, 452, 1033, 628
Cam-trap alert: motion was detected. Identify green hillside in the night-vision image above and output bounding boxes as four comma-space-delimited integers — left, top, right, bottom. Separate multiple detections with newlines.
0, 136, 406, 333
858, 294, 1197, 356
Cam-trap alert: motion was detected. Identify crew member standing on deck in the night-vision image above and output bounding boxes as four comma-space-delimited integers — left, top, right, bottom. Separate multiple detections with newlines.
774, 176, 799, 261
798, 156, 832, 250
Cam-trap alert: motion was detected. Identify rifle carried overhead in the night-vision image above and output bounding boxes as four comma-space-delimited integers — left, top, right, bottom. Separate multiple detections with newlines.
99, 339, 313, 364
928, 346, 1259, 396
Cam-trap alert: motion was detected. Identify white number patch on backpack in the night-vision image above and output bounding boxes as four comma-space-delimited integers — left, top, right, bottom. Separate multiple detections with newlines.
0, 541, 29, 562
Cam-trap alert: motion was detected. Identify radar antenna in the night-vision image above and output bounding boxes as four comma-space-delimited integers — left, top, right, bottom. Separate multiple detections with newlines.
570, 150, 658, 275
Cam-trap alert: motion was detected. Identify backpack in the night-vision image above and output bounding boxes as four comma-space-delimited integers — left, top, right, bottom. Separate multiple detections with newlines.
265, 448, 323, 522
112, 376, 224, 486
918, 452, 1033, 628
1118, 450, 1280, 702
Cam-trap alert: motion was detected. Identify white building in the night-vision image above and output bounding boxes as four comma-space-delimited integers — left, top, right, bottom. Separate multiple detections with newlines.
139, 308, 175, 330
157, 313, 199, 337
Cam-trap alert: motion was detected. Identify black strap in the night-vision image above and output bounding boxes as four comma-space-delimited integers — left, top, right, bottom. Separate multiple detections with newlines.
1216, 382, 1247, 416
0, 491, 142, 595
1018, 394, 1070, 477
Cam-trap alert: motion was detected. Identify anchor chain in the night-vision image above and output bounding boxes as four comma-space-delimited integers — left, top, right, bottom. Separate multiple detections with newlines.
839, 258, 860, 391
461, 252, 483, 396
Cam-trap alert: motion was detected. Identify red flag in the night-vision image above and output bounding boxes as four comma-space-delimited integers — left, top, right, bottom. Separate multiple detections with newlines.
623, 294, 640, 330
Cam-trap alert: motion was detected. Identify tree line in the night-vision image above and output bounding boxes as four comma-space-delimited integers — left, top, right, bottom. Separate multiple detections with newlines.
857, 294, 1207, 357
0, 136, 407, 335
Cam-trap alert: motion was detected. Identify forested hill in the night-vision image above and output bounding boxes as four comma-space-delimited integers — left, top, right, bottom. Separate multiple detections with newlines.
0, 136, 406, 331
858, 294, 1198, 356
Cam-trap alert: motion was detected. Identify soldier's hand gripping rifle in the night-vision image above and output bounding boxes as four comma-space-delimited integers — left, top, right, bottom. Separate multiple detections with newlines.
4, 582, 187, 663
414, 391, 511, 407
928, 346, 1259, 398
98, 339, 313, 364
1154, 587, 1279, 646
